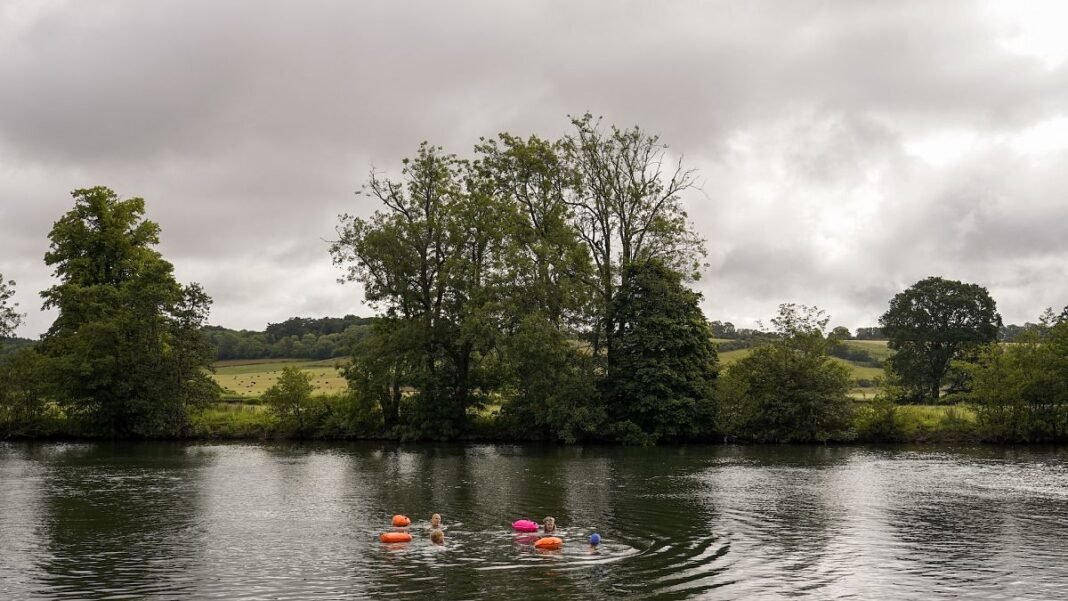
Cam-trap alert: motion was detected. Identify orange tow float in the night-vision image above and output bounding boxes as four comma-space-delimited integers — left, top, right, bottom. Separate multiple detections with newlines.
380, 532, 413, 543
534, 536, 563, 550
392, 514, 411, 527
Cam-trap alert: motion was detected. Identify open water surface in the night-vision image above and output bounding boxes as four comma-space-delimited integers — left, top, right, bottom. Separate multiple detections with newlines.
1, 442, 1067, 599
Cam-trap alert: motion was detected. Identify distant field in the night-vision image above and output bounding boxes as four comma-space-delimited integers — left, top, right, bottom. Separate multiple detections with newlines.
717, 340, 888, 386
840, 339, 892, 361
213, 358, 348, 398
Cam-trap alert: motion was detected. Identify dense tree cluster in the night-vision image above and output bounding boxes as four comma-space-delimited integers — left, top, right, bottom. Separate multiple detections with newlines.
968, 311, 1068, 441
330, 116, 716, 441
204, 316, 372, 361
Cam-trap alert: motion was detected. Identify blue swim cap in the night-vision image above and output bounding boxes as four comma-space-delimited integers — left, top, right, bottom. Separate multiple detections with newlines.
589, 533, 601, 546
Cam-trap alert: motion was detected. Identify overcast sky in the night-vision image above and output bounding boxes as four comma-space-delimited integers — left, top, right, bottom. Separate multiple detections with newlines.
3, 0, 1068, 337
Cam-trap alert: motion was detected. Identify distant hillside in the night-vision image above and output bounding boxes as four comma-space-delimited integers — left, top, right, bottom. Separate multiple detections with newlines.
204, 315, 372, 361
0, 337, 37, 357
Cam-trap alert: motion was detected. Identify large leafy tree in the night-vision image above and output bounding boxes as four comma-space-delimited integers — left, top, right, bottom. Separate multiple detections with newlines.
717, 304, 852, 443
607, 260, 717, 444
331, 145, 506, 438
474, 133, 600, 440
563, 114, 705, 369
39, 187, 218, 436
880, 276, 1001, 402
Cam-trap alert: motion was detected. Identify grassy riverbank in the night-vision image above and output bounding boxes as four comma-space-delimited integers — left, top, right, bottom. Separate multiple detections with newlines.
181, 398, 979, 443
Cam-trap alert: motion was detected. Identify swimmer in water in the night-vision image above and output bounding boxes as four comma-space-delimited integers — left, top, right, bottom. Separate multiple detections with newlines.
430, 513, 442, 529
543, 516, 556, 533
430, 529, 445, 545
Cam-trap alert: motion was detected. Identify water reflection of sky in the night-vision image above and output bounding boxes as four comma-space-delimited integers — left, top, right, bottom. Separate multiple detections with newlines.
2, 443, 1068, 600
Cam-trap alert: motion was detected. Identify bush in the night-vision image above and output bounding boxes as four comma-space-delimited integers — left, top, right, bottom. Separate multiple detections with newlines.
717, 305, 853, 443
855, 395, 903, 442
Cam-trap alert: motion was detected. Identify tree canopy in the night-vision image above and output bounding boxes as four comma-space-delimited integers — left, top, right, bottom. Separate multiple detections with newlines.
331, 117, 712, 441
969, 316, 1068, 442
607, 260, 717, 444
38, 186, 218, 436
879, 276, 1001, 402
0, 276, 21, 342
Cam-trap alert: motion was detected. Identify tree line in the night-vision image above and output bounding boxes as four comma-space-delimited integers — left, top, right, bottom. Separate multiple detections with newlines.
1, 115, 1067, 443
204, 316, 372, 361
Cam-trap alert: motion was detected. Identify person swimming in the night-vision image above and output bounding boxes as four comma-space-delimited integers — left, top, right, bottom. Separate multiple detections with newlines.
543, 516, 556, 533
430, 529, 445, 545
430, 513, 442, 529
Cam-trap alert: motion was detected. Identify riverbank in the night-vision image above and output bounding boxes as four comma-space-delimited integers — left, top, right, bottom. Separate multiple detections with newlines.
0, 400, 982, 443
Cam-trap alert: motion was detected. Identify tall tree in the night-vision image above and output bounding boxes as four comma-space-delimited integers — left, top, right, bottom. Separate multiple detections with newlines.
607, 260, 717, 444
39, 187, 218, 436
474, 133, 591, 328
880, 276, 1001, 402
474, 133, 601, 440
0, 275, 22, 342
331, 145, 505, 438
563, 114, 705, 367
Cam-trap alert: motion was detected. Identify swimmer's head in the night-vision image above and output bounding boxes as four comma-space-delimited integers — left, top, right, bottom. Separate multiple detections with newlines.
543, 516, 556, 533
430, 513, 442, 527
430, 529, 444, 545
589, 533, 601, 546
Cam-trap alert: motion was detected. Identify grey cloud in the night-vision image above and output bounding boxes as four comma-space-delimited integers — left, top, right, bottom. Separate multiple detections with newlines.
2, 0, 1068, 336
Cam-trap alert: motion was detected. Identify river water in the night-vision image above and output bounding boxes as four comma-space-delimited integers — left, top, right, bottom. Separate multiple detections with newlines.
1, 442, 1066, 600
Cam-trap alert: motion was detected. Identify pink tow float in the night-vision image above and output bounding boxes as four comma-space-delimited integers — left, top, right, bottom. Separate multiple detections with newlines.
512, 519, 539, 532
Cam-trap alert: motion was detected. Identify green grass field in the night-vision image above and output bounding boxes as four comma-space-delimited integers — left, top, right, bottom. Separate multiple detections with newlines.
840, 339, 893, 361
212, 358, 349, 399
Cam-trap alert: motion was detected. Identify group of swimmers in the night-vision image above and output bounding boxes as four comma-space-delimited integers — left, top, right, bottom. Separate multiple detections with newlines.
384, 513, 601, 549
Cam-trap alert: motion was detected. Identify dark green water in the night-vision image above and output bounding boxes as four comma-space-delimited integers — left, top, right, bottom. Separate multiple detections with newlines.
1, 443, 1066, 600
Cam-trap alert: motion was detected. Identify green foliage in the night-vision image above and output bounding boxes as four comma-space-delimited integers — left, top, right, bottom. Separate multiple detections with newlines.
968, 321, 1068, 442
880, 276, 1001, 402
497, 314, 603, 443
718, 304, 853, 443
0, 348, 53, 436
606, 261, 717, 444
854, 394, 903, 442
563, 113, 705, 368
330, 117, 710, 443
830, 326, 852, 340
262, 366, 315, 433
188, 403, 274, 439
38, 187, 219, 437
341, 317, 419, 431
204, 315, 372, 361
332, 145, 506, 439
0, 276, 22, 341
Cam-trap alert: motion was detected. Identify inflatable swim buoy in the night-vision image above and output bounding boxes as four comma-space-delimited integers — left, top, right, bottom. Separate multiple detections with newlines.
534, 536, 563, 550
392, 515, 411, 527
512, 519, 538, 532
380, 532, 413, 543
